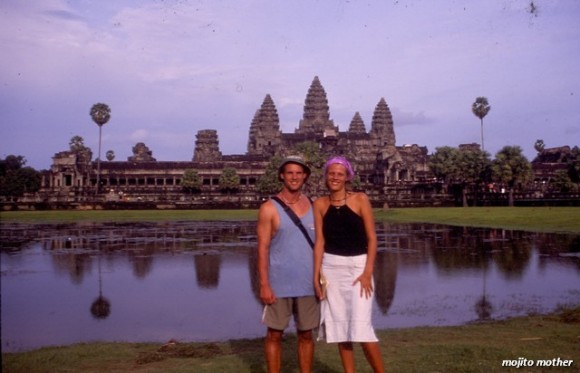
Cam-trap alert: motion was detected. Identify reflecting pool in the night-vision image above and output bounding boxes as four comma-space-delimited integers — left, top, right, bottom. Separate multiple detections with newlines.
1, 221, 579, 352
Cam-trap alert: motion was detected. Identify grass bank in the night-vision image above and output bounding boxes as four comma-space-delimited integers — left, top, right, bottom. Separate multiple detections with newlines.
0, 209, 257, 223
375, 206, 580, 234
3, 307, 579, 373
2, 207, 579, 233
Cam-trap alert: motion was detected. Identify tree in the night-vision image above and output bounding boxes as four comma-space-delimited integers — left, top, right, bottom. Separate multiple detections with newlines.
429, 147, 462, 203
552, 170, 577, 193
182, 169, 202, 193
90, 103, 111, 193
430, 147, 491, 206
566, 146, 580, 184
69, 135, 90, 153
105, 150, 115, 162
293, 141, 324, 194
472, 97, 491, 151
256, 155, 284, 195
534, 139, 545, 154
429, 146, 460, 184
0, 155, 26, 173
350, 174, 363, 191
456, 149, 492, 206
0, 155, 41, 200
492, 146, 532, 206
219, 167, 240, 194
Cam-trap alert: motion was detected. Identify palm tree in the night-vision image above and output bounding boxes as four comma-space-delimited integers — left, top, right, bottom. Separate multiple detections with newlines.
472, 97, 491, 151
534, 139, 545, 154
69, 135, 89, 153
90, 103, 111, 194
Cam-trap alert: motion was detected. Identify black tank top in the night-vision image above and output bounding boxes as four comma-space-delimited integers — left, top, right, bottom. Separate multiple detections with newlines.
323, 204, 368, 256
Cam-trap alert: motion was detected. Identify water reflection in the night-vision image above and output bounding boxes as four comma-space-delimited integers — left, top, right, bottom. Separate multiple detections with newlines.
195, 254, 221, 288
91, 255, 111, 319
1, 221, 578, 352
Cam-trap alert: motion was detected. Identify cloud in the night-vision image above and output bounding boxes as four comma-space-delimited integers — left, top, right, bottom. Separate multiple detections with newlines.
129, 129, 149, 142
42, 9, 85, 22
392, 108, 433, 126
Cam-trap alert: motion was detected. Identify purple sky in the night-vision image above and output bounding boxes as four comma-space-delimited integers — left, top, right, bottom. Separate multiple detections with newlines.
1, 0, 579, 170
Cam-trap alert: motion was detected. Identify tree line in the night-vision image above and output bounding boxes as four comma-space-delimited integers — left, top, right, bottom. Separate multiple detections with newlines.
2, 139, 579, 203
0, 155, 41, 200
429, 144, 579, 206
2, 98, 579, 202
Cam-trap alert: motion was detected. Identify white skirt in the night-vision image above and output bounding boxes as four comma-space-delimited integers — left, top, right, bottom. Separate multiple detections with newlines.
318, 253, 378, 343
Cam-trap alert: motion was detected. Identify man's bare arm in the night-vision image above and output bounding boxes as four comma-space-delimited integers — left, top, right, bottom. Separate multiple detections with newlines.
257, 201, 276, 304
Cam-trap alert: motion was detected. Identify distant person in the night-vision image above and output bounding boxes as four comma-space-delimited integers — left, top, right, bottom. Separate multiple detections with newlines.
257, 156, 320, 373
313, 156, 384, 373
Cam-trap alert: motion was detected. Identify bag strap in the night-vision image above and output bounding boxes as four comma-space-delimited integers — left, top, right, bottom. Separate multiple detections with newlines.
271, 196, 314, 249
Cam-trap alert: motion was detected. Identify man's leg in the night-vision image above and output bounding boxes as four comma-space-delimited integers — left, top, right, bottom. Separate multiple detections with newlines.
294, 296, 320, 372
338, 342, 355, 373
361, 342, 384, 373
297, 329, 314, 373
265, 328, 283, 373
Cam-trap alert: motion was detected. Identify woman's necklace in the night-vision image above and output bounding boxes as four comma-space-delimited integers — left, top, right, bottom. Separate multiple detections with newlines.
329, 192, 347, 202
280, 193, 301, 205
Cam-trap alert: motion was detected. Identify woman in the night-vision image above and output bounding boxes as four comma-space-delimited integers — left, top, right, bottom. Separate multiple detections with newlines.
313, 156, 384, 373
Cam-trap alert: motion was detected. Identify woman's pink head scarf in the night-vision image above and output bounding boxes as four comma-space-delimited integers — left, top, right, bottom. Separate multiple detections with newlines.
323, 156, 355, 181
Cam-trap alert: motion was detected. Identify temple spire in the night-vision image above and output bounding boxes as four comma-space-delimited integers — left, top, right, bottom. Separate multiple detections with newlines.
297, 76, 338, 136
370, 97, 395, 147
193, 130, 222, 162
348, 112, 367, 134
247, 94, 281, 156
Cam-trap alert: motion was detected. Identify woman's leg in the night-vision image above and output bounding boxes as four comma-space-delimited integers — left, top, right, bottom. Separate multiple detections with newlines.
361, 342, 384, 373
338, 342, 355, 373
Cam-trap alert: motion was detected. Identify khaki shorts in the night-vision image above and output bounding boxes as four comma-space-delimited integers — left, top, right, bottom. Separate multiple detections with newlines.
262, 296, 320, 331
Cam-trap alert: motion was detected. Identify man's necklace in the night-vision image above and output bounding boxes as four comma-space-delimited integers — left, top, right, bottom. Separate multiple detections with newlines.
280, 193, 301, 205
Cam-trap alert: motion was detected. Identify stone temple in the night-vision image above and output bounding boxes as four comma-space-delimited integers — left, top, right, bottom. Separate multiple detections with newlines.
39, 76, 431, 207
247, 76, 429, 185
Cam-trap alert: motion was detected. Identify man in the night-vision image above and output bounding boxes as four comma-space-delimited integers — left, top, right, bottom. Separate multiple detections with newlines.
257, 156, 319, 373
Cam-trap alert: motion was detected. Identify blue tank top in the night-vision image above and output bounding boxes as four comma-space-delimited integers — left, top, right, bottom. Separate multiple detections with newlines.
269, 201, 315, 298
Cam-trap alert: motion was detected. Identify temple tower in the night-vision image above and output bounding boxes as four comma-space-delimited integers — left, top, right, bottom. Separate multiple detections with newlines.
370, 98, 396, 153
247, 94, 282, 157
193, 129, 222, 162
128, 142, 156, 162
341, 111, 376, 179
296, 76, 338, 137
348, 112, 367, 134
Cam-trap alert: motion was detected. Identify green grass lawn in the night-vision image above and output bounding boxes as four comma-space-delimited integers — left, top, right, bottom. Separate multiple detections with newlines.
2, 206, 579, 233
3, 306, 579, 373
375, 206, 580, 233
